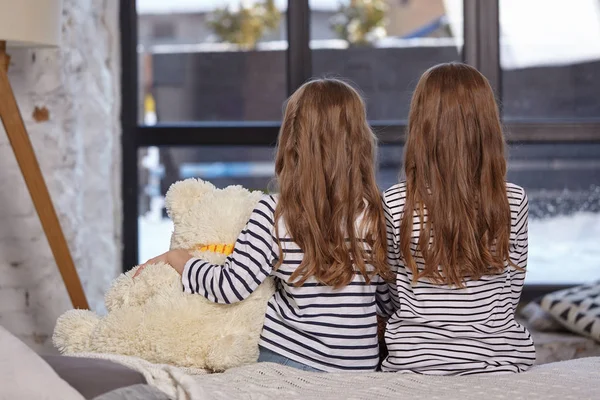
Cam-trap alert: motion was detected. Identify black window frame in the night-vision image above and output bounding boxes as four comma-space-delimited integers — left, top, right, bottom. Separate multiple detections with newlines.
120, 0, 600, 299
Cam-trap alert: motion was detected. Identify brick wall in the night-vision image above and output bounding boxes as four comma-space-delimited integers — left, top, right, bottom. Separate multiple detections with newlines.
0, 0, 121, 352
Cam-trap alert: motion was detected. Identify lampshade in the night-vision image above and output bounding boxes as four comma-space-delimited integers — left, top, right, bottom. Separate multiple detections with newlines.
0, 0, 63, 48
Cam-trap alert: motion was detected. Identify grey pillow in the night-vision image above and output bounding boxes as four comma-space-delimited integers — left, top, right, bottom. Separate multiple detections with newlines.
520, 298, 565, 332
42, 356, 146, 400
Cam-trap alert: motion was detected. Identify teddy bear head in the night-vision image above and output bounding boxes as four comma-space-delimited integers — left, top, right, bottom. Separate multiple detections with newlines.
165, 178, 265, 264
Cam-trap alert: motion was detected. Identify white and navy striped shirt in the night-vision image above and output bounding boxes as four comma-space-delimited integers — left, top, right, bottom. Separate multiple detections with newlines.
381, 182, 535, 375
182, 195, 391, 372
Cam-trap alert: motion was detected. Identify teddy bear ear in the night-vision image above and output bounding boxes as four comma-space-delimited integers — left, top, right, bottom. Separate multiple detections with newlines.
165, 178, 215, 221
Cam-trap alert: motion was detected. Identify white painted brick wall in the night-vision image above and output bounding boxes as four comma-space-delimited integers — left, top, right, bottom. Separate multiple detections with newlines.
0, 0, 121, 353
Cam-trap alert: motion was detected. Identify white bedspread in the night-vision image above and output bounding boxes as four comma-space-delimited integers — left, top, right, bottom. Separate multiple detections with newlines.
73, 352, 600, 400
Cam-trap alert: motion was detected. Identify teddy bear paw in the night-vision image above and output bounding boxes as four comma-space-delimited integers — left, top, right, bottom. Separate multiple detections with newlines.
53, 309, 99, 354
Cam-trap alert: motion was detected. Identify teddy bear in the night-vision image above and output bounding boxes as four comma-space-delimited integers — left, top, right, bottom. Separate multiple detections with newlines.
52, 178, 276, 372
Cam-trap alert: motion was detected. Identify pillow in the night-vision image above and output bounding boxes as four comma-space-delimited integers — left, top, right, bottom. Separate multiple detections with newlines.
0, 325, 84, 400
540, 283, 600, 342
520, 298, 566, 332
42, 356, 146, 400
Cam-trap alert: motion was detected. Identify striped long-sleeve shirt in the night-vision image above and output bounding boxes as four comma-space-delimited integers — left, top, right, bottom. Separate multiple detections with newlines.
381, 182, 536, 375
182, 195, 392, 372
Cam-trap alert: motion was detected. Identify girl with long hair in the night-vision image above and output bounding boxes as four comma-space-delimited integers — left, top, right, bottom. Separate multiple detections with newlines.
382, 63, 536, 375
138, 78, 393, 372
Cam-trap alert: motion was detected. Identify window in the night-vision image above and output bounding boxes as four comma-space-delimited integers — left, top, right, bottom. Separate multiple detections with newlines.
138, 145, 275, 263
137, 0, 288, 123
377, 143, 600, 285
499, 0, 600, 121
496, 0, 600, 285
122, 0, 600, 292
138, 144, 406, 264
309, 0, 463, 120
506, 143, 600, 284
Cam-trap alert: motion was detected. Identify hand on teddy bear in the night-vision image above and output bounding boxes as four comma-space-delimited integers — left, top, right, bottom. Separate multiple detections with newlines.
134, 249, 193, 278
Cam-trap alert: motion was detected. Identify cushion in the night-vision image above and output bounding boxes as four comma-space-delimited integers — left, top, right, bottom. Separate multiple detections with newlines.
0, 325, 84, 400
520, 298, 565, 332
42, 356, 147, 400
540, 282, 600, 342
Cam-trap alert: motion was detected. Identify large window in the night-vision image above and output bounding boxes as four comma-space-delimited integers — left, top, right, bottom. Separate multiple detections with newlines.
122, 0, 600, 292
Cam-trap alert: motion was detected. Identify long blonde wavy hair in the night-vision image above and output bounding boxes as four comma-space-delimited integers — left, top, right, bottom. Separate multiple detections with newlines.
401, 63, 516, 287
274, 78, 392, 288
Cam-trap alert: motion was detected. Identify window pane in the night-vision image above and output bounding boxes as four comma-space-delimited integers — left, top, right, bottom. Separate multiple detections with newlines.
500, 0, 600, 121
310, 0, 463, 120
138, 144, 401, 264
137, 1, 288, 123
138, 145, 275, 264
376, 144, 600, 285
506, 143, 600, 284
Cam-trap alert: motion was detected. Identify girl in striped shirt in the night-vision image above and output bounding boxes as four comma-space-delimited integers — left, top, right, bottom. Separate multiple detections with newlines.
381, 63, 536, 375
137, 78, 393, 372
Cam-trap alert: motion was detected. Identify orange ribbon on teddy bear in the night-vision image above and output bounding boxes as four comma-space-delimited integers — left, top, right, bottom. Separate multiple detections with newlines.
195, 244, 234, 256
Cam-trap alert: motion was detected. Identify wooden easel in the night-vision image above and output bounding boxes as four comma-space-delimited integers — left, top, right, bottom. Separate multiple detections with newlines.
0, 41, 88, 310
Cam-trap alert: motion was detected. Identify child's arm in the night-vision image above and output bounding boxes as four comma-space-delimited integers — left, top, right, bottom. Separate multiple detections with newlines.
509, 190, 529, 311
182, 197, 278, 304
380, 196, 401, 317
515, 192, 529, 270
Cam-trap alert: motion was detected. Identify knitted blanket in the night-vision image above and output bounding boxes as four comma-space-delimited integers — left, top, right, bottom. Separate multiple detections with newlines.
75, 353, 600, 400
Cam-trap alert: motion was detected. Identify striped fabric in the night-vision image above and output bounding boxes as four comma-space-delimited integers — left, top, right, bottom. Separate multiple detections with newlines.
381, 182, 536, 375
182, 195, 391, 372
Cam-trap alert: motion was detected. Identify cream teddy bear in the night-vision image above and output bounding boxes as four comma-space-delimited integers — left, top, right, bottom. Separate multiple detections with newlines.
52, 179, 276, 372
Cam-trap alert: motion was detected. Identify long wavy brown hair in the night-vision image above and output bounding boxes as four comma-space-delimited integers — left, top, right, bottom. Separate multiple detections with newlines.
273, 78, 392, 288
401, 63, 516, 287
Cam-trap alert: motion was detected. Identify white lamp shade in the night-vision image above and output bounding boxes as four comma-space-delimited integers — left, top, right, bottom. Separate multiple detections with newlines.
0, 0, 63, 47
